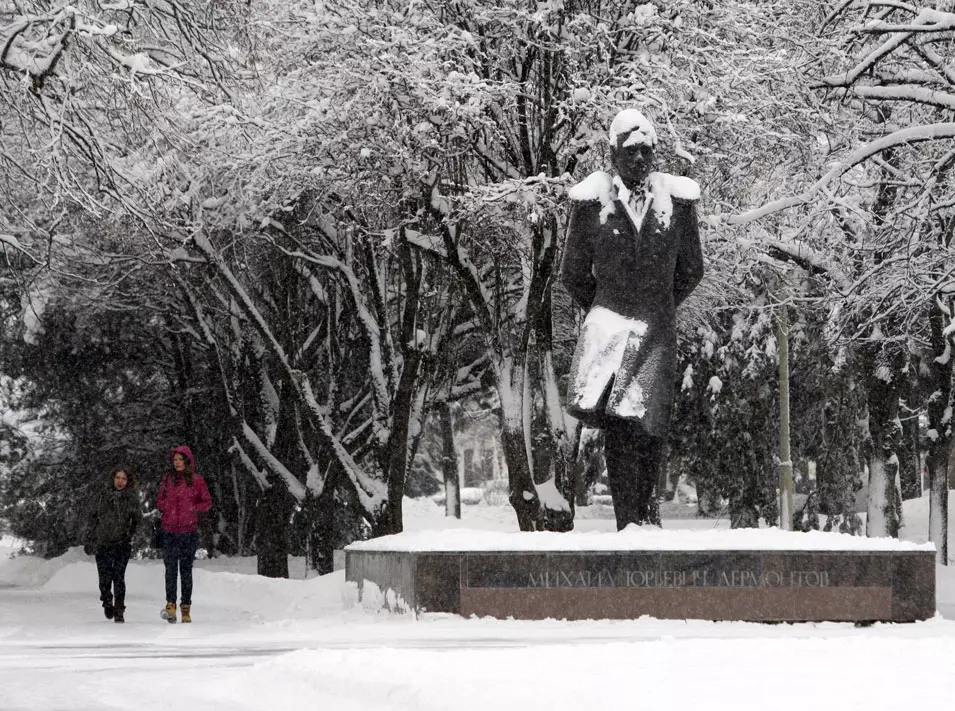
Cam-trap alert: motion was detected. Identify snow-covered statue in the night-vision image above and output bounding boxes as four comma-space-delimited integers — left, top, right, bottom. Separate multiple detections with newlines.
561, 109, 704, 529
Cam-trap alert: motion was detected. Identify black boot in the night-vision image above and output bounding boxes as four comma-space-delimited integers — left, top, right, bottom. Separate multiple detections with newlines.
114, 598, 125, 623
102, 595, 114, 620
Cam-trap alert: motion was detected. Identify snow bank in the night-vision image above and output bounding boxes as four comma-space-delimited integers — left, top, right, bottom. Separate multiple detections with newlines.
31, 555, 346, 622
0, 545, 89, 588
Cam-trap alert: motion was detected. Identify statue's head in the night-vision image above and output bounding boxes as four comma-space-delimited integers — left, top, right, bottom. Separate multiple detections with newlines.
609, 109, 657, 190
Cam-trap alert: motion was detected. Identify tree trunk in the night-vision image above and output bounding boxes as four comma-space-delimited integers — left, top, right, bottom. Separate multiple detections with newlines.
306, 465, 338, 576
531, 376, 574, 530
730, 501, 760, 529
256, 482, 293, 578
900, 413, 923, 499
573, 426, 601, 506
491, 356, 542, 530
438, 402, 461, 519
537, 292, 574, 530
924, 299, 953, 564
501, 424, 541, 531
928, 442, 950, 565
230, 461, 250, 556
370, 346, 424, 538
171, 331, 197, 443
858, 334, 904, 539
865, 409, 901, 538
696, 480, 722, 517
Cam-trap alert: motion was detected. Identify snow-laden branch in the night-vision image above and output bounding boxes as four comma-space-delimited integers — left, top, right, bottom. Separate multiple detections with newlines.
821, 8, 955, 91
1, 17, 68, 80
0, 233, 41, 263
474, 139, 523, 181
258, 360, 280, 449
240, 422, 309, 501
852, 8, 955, 34
402, 229, 447, 258
365, 236, 400, 400
843, 85, 955, 110
821, 18, 916, 88
175, 272, 240, 419
730, 123, 955, 224
913, 42, 955, 86
176, 271, 313, 498
190, 232, 386, 514
439, 223, 497, 335
454, 352, 489, 388
107, 48, 179, 77
292, 260, 328, 304
279, 247, 392, 431
229, 437, 270, 491
737, 237, 853, 294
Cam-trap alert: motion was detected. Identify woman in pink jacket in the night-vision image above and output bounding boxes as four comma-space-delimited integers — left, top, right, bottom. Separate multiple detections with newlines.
156, 445, 212, 623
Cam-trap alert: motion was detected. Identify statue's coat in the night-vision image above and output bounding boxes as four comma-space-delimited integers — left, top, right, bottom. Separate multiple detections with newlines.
561, 171, 704, 437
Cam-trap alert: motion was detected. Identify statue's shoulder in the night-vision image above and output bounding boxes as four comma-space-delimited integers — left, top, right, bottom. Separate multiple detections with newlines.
568, 171, 614, 204
649, 172, 700, 204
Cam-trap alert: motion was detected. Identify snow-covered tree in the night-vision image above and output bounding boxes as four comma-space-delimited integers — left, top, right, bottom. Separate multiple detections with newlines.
730, 1, 955, 555
1, 1, 247, 218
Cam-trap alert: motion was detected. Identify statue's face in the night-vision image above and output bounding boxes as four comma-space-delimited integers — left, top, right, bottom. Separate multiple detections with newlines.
611, 131, 654, 190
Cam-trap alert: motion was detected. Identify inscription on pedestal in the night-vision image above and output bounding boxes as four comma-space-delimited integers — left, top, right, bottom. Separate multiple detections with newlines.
346, 547, 936, 623
525, 569, 830, 589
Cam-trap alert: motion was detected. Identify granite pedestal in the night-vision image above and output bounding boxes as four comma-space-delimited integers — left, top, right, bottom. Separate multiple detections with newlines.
345, 529, 935, 622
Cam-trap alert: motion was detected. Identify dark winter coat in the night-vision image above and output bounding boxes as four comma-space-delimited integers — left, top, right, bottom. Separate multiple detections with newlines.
561, 170, 704, 438
157, 445, 212, 534
86, 483, 143, 548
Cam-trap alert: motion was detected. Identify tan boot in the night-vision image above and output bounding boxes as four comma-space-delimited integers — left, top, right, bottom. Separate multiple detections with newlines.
180, 604, 191, 623
161, 601, 177, 623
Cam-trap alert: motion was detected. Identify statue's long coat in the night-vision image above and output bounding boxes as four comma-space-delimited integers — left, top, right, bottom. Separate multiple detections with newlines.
561, 171, 704, 438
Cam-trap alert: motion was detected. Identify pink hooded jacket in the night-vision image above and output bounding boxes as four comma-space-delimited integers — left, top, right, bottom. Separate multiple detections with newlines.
156, 445, 212, 534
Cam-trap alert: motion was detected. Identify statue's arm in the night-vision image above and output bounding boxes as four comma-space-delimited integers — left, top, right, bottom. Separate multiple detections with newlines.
560, 203, 597, 311
673, 200, 704, 308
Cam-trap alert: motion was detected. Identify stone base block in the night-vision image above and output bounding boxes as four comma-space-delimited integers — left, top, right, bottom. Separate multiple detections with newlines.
346, 546, 935, 622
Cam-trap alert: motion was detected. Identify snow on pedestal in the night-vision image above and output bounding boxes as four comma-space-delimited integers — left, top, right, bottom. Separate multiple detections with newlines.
346, 528, 935, 622
346, 526, 934, 553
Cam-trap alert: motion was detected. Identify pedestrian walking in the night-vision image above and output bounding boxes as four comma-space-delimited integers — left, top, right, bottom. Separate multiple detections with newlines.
84, 467, 142, 623
156, 445, 212, 623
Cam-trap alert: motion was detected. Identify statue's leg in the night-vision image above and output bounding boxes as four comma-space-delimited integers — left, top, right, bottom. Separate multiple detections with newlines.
603, 418, 641, 530
605, 419, 663, 529
633, 433, 663, 526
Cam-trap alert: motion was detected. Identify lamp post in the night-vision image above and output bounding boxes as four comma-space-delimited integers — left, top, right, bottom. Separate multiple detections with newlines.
778, 304, 793, 531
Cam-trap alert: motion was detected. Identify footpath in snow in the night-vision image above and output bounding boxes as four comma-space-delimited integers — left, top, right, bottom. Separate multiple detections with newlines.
1, 493, 954, 711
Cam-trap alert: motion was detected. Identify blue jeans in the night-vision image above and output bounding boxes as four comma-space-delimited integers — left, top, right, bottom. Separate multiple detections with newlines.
162, 531, 199, 605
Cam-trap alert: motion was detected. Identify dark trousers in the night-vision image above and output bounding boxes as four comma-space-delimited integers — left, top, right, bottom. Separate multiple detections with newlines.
95, 543, 131, 607
162, 531, 199, 605
603, 418, 663, 530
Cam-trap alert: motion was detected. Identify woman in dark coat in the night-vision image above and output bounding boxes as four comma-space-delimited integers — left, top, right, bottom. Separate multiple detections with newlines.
156, 445, 212, 624
84, 467, 142, 623
561, 109, 704, 529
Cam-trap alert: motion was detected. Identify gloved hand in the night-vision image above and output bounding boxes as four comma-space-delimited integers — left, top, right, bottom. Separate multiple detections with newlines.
83, 543, 96, 556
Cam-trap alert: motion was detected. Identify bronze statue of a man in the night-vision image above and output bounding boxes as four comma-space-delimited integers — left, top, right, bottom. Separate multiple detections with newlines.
561, 109, 704, 529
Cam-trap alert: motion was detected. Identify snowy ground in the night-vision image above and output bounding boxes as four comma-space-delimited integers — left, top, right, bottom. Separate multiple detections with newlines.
2, 494, 954, 711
